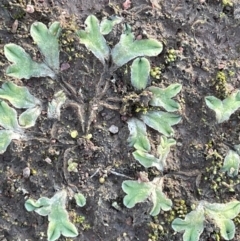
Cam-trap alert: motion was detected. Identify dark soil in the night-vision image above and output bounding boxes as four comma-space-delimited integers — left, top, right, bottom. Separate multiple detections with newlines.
1, 0, 240, 241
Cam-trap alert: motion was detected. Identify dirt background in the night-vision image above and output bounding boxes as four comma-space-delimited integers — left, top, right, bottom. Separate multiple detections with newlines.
0, 0, 240, 240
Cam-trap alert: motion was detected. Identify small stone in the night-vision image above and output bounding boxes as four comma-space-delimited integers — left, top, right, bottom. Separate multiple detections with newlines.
60, 62, 70, 71
23, 167, 30, 178
44, 157, 52, 164
26, 4, 34, 13
11, 20, 18, 33
99, 177, 105, 184
109, 125, 119, 134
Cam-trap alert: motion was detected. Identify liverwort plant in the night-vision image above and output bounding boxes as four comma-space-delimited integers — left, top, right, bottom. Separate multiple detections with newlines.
148, 83, 182, 112
111, 24, 162, 67
130, 57, 150, 90
205, 90, 240, 123
100, 16, 123, 35
4, 21, 68, 125
127, 118, 151, 152
122, 174, 172, 216
77, 15, 163, 69
172, 200, 240, 241
130, 135, 176, 171
5, 22, 61, 79
121, 32, 181, 213
76, 15, 163, 132
25, 189, 86, 241
0, 81, 42, 154
126, 64, 181, 169
221, 150, 240, 177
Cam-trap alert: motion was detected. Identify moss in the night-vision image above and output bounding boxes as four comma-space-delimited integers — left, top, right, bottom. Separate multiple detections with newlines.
222, 0, 233, 7
72, 213, 91, 230
150, 66, 161, 80
202, 142, 240, 198
213, 71, 229, 99
165, 48, 177, 64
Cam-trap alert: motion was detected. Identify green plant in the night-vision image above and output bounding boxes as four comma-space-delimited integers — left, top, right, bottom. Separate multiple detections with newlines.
165, 48, 177, 64
130, 57, 150, 90
25, 189, 86, 241
111, 23, 163, 67
126, 82, 181, 171
0, 81, 42, 153
2, 15, 168, 237
122, 174, 172, 216
127, 118, 151, 152
77, 15, 162, 68
4, 22, 61, 79
205, 91, 240, 123
67, 158, 78, 172
132, 136, 176, 171
122, 39, 181, 214
148, 83, 182, 112
2, 13, 240, 241
75, 15, 163, 132
221, 150, 240, 177
100, 16, 123, 35
172, 200, 240, 241
150, 66, 161, 79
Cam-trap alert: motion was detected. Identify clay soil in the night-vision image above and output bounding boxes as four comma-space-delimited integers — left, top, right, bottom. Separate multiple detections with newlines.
1, 0, 240, 240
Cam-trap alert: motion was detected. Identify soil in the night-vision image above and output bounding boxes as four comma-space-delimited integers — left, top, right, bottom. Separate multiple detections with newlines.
0, 0, 240, 241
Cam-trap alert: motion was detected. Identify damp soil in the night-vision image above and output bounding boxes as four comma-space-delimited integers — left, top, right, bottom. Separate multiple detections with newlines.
0, 0, 240, 241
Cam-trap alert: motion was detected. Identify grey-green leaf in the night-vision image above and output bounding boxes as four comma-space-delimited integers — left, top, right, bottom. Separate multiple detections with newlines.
47, 221, 61, 241
25, 199, 42, 212
216, 219, 235, 240
148, 83, 182, 112
111, 24, 163, 67
157, 136, 176, 169
4, 43, 55, 79
127, 118, 150, 152
35, 206, 51, 216
122, 178, 171, 216
150, 185, 172, 216
30, 21, 61, 72
205, 91, 240, 123
100, 16, 123, 35
204, 201, 240, 240
74, 193, 86, 207
172, 208, 205, 241
133, 150, 163, 170
59, 220, 78, 238
0, 130, 21, 154
140, 110, 181, 136
130, 57, 150, 90
0, 101, 20, 131
19, 106, 42, 128
204, 200, 240, 220
122, 180, 153, 208
25, 190, 79, 241
77, 15, 110, 64
221, 150, 240, 177
0, 82, 41, 109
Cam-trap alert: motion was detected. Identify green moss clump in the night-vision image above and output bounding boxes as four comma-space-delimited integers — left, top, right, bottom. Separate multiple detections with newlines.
213, 71, 229, 99
72, 213, 91, 230
222, 0, 233, 7
150, 66, 161, 80
165, 49, 177, 64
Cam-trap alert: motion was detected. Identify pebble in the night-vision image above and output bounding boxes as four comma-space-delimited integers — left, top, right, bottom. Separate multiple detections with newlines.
109, 125, 119, 134
23, 167, 30, 178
